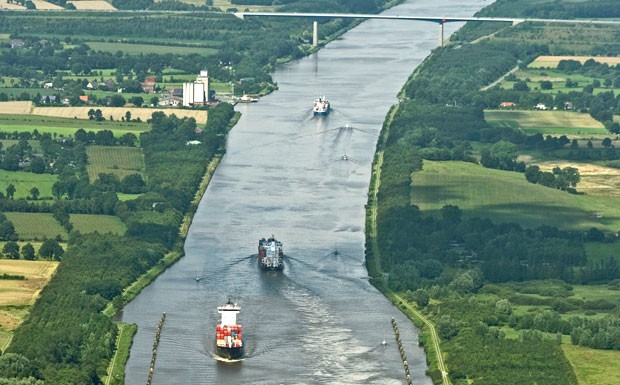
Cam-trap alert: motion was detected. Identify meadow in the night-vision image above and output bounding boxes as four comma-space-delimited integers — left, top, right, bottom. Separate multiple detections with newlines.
529, 55, 620, 68
485, 109, 608, 138
0, 170, 56, 199
70, 214, 126, 235
85, 41, 217, 56
563, 344, 620, 385
411, 160, 620, 232
86, 145, 144, 181
4, 213, 68, 241
0, 112, 151, 137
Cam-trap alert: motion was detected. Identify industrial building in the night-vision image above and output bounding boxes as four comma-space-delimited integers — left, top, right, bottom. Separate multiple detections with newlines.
183, 70, 210, 107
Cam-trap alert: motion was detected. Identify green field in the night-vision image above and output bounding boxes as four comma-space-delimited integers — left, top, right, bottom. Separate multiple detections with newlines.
485, 109, 608, 137
585, 242, 620, 264
0, 170, 57, 199
0, 114, 150, 137
70, 214, 126, 235
86, 145, 144, 181
0, 140, 42, 153
86, 41, 217, 56
563, 344, 620, 385
4, 213, 68, 241
411, 161, 620, 231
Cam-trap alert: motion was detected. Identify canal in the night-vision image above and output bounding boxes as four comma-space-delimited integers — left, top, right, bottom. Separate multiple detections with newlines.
123, 0, 486, 383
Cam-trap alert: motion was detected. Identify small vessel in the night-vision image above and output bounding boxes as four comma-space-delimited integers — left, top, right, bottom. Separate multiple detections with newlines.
313, 95, 330, 115
236, 93, 258, 103
258, 236, 284, 271
215, 300, 244, 360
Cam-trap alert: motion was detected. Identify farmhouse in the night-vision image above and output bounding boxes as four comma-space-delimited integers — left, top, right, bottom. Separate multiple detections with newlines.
500, 101, 516, 108
141, 76, 156, 94
158, 94, 183, 107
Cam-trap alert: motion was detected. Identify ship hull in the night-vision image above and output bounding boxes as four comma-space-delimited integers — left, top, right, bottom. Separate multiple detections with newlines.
259, 262, 284, 271
313, 108, 330, 116
215, 345, 244, 360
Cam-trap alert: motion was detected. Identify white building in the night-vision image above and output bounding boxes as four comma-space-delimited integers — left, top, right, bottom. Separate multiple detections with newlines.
183, 70, 210, 107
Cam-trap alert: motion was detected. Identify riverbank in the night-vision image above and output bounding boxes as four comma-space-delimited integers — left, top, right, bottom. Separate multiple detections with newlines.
365, 94, 448, 385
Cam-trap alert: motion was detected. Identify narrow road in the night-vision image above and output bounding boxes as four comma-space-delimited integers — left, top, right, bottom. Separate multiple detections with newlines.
368, 104, 452, 385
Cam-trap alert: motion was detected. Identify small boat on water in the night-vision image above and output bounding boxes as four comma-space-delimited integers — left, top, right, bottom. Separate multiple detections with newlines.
313, 95, 330, 115
235, 93, 258, 103
214, 300, 244, 361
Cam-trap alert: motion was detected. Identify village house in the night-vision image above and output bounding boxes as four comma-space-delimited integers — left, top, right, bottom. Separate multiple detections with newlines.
499, 101, 516, 108
141, 76, 157, 94
10, 39, 25, 49
158, 94, 183, 107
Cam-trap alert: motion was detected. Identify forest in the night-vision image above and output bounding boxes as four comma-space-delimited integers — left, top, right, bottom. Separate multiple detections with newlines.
370, 0, 620, 384
0, 1, 396, 384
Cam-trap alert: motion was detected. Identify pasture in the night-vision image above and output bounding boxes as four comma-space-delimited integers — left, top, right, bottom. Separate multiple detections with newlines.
411, 161, 620, 232
85, 41, 217, 56
86, 145, 144, 181
0, 259, 59, 331
4, 213, 68, 241
70, 214, 126, 235
485, 110, 607, 138
0, 170, 56, 199
563, 344, 620, 385
529, 55, 620, 68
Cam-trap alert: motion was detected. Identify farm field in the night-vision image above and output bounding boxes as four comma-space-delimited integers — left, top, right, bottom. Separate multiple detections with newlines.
499, 70, 614, 96
411, 161, 620, 232
563, 344, 620, 385
0, 170, 56, 199
86, 145, 144, 181
0, 101, 33, 115
32, 0, 63, 9
529, 55, 620, 68
31, 106, 207, 124
70, 214, 126, 235
485, 110, 608, 138
68, 0, 116, 10
536, 161, 620, 197
0, 2, 25, 9
85, 41, 216, 56
0, 259, 59, 332
0, 113, 150, 137
4, 213, 68, 241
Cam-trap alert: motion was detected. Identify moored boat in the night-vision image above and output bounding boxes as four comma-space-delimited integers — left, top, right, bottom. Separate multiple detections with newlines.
215, 300, 244, 360
258, 236, 284, 271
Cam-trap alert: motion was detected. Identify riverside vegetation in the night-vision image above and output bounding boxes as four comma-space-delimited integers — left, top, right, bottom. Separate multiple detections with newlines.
368, 0, 620, 384
0, 1, 398, 384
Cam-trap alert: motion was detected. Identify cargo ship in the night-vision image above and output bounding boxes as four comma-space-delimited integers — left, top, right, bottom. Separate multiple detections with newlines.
215, 300, 244, 360
313, 96, 330, 116
258, 236, 284, 271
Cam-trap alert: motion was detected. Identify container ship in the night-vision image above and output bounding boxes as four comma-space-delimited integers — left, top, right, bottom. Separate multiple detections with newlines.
215, 300, 244, 360
313, 96, 330, 116
258, 236, 284, 271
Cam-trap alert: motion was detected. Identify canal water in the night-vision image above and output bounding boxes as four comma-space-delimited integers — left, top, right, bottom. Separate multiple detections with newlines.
123, 0, 486, 383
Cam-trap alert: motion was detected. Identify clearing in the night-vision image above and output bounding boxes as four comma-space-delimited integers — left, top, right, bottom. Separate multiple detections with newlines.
86, 145, 144, 181
485, 110, 607, 138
